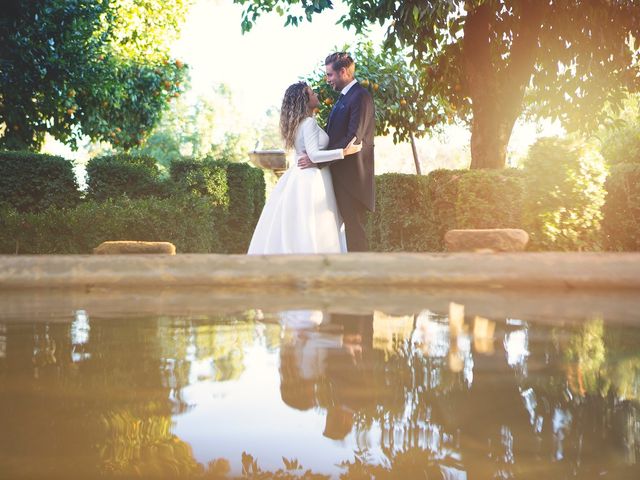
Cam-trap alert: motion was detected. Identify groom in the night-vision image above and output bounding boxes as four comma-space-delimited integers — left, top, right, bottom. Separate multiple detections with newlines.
298, 52, 375, 252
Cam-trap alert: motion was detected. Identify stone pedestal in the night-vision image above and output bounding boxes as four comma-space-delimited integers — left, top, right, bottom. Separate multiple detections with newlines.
249, 150, 288, 178
93, 241, 176, 255
445, 229, 529, 252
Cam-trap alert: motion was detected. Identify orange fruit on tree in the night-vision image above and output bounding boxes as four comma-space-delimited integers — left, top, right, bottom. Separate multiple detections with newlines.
324, 98, 333, 105
163, 81, 171, 89
373, 83, 379, 91
175, 59, 184, 68
361, 79, 369, 87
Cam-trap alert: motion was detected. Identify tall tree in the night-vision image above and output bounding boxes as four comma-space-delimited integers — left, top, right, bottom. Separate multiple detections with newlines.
0, 0, 192, 151
236, 0, 640, 169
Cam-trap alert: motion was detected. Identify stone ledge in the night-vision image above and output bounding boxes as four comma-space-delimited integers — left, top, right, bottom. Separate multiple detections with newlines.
93, 241, 176, 255
0, 252, 638, 291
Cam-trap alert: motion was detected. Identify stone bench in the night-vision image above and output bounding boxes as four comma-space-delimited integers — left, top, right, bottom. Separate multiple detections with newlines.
444, 229, 529, 252
93, 241, 176, 255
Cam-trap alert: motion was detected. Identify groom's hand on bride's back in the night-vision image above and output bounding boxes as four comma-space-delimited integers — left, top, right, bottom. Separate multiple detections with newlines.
297, 154, 318, 169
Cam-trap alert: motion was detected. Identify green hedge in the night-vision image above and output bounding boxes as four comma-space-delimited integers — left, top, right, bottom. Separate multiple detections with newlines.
225, 162, 266, 253
368, 169, 523, 252
0, 195, 222, 254
456, 169, 524, 229
169, 158, 266, 252
522, 138, 607, 251
169, 157, 228, 206
86, 154, 164, 201
368, 174, 431, 252
0, 151, 80, 212
602, 163, 640, 251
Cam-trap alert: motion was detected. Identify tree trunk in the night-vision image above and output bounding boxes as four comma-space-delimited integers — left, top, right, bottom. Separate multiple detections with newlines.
463, 1, 548, 169
409, 131, 421, 174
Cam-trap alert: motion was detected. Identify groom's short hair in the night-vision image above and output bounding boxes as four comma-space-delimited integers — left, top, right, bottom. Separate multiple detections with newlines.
325, 52, 355, 76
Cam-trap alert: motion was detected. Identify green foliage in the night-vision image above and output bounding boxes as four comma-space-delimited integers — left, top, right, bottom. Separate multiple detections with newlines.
368, 174, 432, 252
237, 0, 640, 168
601, 163, 640, 251
304, 41, 442, 144
0, 195, 221, 254
455, 169, 524, 229
0, 0, 191, 151
368, 169, 521, 252
600, 124, 640, 166
424, 169, 468, 250
169, 158, 229, 206
522, 137, 607, 251
130, 86, 253, 168
0, 150, 80, 212
167, 157, 267, 252
225, 162, 266, 253
86, 154, 163, 201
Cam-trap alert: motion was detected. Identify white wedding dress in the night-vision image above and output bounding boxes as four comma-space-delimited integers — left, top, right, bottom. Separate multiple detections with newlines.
248, 116, 347, 254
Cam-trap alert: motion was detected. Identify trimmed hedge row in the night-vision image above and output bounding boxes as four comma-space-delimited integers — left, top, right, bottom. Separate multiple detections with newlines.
0, 151, 265, 254
0, 195, 221, 254
1, 137, 636, 253
86, 154, 165, 201
0, 150, 80, 212
368, 169, 524, 252
168, 157, 265, 252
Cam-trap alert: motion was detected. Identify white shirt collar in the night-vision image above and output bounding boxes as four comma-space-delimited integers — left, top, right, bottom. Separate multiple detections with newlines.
341, 79, 358, 96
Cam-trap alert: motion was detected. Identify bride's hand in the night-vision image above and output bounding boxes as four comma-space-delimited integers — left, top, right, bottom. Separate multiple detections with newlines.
343, 136, 362, 156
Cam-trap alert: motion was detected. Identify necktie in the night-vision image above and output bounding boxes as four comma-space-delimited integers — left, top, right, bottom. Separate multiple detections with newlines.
327, 94, 344, 129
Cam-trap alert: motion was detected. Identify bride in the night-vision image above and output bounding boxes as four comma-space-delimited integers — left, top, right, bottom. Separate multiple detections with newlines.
248, 82, 361, 254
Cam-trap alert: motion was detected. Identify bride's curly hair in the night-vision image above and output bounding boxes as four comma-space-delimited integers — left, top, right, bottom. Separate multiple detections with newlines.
280, 81, 311, 150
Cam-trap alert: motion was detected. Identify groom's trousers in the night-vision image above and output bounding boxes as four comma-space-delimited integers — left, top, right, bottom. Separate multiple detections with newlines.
334, 184, 369, 252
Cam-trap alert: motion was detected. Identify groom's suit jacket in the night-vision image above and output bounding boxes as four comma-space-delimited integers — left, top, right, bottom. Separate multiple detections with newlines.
325, 82, 375, 211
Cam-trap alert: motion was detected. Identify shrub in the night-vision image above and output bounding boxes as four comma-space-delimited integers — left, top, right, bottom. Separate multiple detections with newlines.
424, 169, 468, 251
0, 195, 223, 254
86, 154, 163, 201
600, 123, 640, 166
368, 174, 431, 252
601, 163, 640, 251
169, 157, 229, 206
0, 150, 80, 212
169, 157, 265, 252
225, 162, 266, 253
367, 169, 525, 252
522, 137, 607, 251
455, 169, 524, 229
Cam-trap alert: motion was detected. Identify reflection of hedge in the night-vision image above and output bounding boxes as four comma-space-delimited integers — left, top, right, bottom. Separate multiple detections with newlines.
0, 151, 80, 212
602, 163, 640, 251
0, 195, 221, 254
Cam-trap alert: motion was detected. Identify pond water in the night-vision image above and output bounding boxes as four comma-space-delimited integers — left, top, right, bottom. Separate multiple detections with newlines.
1, 298, 639, 479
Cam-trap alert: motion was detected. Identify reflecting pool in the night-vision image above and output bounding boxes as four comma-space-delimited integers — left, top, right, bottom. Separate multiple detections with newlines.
1, 301, 639, 479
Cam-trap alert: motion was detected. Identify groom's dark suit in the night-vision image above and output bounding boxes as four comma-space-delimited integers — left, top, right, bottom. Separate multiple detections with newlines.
325, 82, 375, 252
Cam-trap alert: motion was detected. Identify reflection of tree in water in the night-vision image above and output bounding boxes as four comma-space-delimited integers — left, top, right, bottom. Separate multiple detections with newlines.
275, 310, 640, 479
0, 313, 263, 478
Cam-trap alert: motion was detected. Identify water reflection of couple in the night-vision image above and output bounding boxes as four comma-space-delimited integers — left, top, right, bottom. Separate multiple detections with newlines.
278, 310, 374, 441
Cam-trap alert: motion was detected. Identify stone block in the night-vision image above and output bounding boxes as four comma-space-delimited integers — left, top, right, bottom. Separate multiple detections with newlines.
93, 241, 176, 255
444, 229, 529, 252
